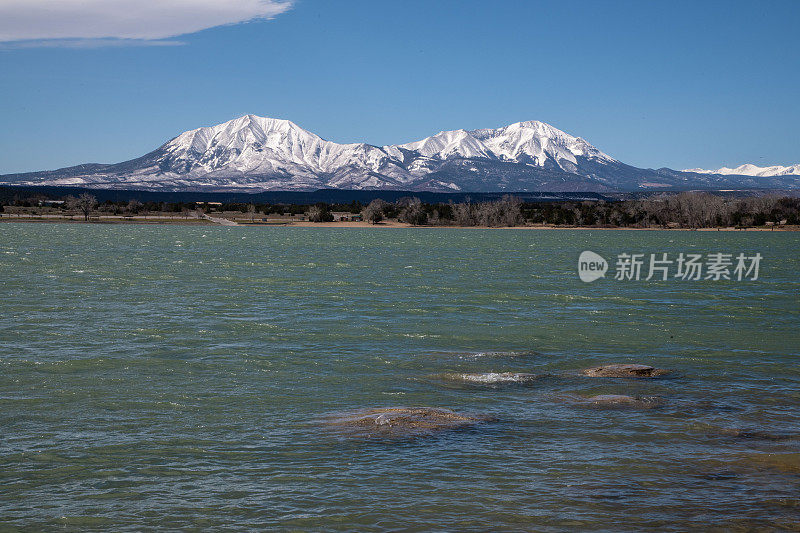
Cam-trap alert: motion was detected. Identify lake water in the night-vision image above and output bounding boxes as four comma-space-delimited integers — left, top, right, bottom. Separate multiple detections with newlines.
1, 223, 799, 531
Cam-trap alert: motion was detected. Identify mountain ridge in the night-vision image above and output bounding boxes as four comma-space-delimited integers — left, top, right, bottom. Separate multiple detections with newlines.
685, 163, 800, 178
2, 115, 799, 192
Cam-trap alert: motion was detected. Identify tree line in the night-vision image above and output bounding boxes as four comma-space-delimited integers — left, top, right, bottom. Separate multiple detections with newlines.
2, 192, 798, 228
348, 193, 799, 228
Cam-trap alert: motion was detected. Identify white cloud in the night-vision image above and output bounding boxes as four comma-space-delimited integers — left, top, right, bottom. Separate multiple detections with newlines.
0, 0, 293, 45
0, 38, 188, 50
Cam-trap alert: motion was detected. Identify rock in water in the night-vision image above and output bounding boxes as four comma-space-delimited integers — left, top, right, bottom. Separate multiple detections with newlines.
718, 427, 798, 441
434, 372, 541, 385
582, 364, 669, 378
582, 394, 663, 408
325, 407, 494, 438
737, 452, 800, 475
558, 393, 663, 409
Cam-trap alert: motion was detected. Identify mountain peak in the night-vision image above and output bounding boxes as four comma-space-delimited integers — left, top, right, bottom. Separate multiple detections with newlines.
227, 114, 305, 133
497, 120, 583, 142
506, 120, 548, 130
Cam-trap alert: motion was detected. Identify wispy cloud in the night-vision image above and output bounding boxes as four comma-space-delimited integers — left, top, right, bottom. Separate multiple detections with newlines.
0, 38, 188, 50
0, 0, 293, 47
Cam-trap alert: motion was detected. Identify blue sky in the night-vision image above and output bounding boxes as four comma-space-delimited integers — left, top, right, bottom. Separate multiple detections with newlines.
1, 0, 798, 174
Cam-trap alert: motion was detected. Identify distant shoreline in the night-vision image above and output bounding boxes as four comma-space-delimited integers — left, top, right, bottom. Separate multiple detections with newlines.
1, 215, 797, 231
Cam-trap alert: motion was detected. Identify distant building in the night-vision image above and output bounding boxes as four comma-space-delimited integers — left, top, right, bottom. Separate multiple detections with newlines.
331, 212, 362, 222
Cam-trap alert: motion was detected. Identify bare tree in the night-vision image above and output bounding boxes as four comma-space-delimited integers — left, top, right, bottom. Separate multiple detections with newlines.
126, 199, 143, 215
500, 195, 524, 226
65, 193, 97, 221
362, 199, 387, 224
457, 196, 524, 227
452, 201, 475, 226
306, 205, 332, 222
398, 197, 427, 225
247, 203, 257, 222
306, 205, 322, 222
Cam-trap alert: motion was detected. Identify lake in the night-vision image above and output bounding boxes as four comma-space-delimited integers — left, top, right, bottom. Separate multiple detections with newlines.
1, 223, 798, 531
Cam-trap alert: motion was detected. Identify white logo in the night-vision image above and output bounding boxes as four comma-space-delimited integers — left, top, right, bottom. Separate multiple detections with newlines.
578, 250, 608, 283
578, 250, 762, 282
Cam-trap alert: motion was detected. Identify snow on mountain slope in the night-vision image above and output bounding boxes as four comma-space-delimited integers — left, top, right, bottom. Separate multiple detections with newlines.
2, 114, 799, 192
396, 120, 616, 170
160, 114, 413, 184
395, 129, 495, 160
473, 121, 615, 167
685, 163, 800, 177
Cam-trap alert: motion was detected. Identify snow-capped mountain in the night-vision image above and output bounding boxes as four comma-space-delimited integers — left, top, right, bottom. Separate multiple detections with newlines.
684, 163, 800, 177
156, 115, 416, 190
393, 120, 613, 167
2, 115, 799, 192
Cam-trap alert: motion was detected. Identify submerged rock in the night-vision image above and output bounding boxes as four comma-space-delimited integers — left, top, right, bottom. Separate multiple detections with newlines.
433, 372, 541, 385
582, 364, 669, 378
696, 469, 739, 481
325, 407, 495, 438
738, 452, 800, 475
719, 428, 798, 441
455, 350, 542, 361
565, 394, 663, 409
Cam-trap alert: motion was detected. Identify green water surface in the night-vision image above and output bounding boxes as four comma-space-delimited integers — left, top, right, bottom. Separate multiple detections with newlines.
1, 224, 799, 531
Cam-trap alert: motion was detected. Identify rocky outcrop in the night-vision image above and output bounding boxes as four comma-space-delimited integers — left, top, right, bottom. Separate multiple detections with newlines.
325, 407, 495, 438
582, 364, 669, 378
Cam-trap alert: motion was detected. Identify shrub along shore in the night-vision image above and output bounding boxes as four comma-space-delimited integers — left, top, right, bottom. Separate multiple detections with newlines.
1, 191, 798, 230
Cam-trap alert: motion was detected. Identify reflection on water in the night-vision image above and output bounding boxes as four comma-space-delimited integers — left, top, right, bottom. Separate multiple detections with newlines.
0, 224, 798, 530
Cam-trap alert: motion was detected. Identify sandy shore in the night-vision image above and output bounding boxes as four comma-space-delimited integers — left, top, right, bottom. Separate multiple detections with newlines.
2, 215, 797, 231
289, 221, 798, 231
0, 215, 214, 225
